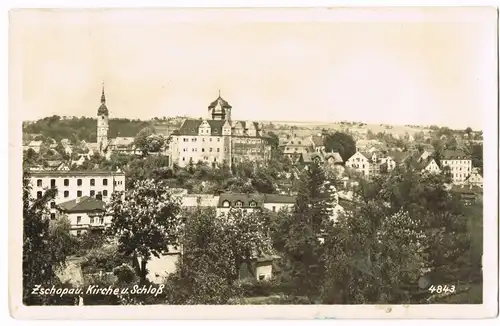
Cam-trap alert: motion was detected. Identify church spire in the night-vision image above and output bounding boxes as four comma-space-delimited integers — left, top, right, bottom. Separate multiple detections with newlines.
101, 83, 106, 104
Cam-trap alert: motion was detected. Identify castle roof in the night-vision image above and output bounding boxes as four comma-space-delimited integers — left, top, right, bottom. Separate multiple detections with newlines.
208, 95, 232, 109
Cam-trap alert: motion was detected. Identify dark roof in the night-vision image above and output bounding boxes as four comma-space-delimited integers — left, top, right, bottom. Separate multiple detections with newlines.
263, 194, 296, 204
57, 196, 106, 213
442, 150, 468, 160
217, 193, 296, 208
208, 96, 232, 109
177, 119, 227, 136
171, 129, 180, 136
177, 119, 261, 137
310, 135, 324, 146
218, 193, 265, 208
97, 104, 109, 116
386, 151, 411, 163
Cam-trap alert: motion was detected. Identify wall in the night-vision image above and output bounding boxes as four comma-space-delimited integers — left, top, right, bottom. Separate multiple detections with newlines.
146, 252, 181, 284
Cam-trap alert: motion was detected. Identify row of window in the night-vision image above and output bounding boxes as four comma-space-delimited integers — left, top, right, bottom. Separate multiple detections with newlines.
37, 178, 118, 188
442, 160, 471, 165
182, 147, 222, 153
181, 157, 218, 162
221, 200, 258, 208
183, 137, 221, 142
38, 190, 108, 199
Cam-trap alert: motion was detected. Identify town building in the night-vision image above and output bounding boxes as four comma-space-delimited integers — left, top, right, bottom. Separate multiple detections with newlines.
169, 92, 272, 168
345, 151, 371, 177
29, 170, 126, 212
56, 196, 110, 236
465, 168, 483, 188
440, 150, 472, 184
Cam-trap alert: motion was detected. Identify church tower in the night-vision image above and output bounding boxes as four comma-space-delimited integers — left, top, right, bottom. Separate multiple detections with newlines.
97, 85, 109, 153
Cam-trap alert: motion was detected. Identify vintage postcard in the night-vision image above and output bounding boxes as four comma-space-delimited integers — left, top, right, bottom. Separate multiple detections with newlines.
8, 6, 499, 319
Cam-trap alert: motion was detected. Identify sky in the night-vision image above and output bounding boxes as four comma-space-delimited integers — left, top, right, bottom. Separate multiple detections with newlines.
11, 8, 497, 130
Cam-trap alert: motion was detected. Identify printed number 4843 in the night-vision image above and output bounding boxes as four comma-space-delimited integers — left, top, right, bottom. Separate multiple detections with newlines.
428, 285, 456, 294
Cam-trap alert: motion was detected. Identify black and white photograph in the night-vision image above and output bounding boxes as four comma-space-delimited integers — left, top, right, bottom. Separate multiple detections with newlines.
8, 6, 499, 319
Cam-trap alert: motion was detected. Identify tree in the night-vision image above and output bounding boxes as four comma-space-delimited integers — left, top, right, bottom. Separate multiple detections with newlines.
322, 207, 426, 304
165, 206, 272, 304
323, 132, 356, 162
133, 127, 163, 156
106, 179, 182, 282
23, 170, 72, 305
278, 162, 335, 302
465, 142, 483, 175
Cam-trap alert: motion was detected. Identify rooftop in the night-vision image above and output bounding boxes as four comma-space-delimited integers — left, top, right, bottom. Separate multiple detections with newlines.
57, 196, 106, 213
30, 170, 125, 177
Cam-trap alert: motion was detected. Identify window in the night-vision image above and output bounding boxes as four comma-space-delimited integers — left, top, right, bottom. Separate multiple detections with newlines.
76, 231, 81, 236
90, 179, 95, 186
76, 216, 81, 224
209, 148, 213, 152
217, 138, 220, 142
77, 179, 82, 186
90, 216, 94, 224
214, 158, 217, 162
249, 201, 257, 207
217, 148, 220, 152
209, 138, 212, 142
235, 201, 243, 207
50, 179, 56, 188
258, 275, 265, 281
37, 191, 42, 199
202, 148, 205, 152
103, 190, 108, 197
90, 190, 95, 197
182, 157, 185, 161
272, 206, 276, 212
50, 213, 56, 220
222, 200, 230, 207
99, 217, 104, 224
103, 179, 108, 186
64, 191, 69, 198
37, 179, 42, 187
50, 202, 56, 208
77, 191, 82, 197
96, 193, 103, 201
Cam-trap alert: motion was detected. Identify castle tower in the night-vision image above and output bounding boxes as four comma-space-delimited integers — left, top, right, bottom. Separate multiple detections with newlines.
207, 90, 232, 121
97, 84, 109, 153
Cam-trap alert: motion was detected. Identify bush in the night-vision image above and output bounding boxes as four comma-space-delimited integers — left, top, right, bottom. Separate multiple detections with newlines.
237, 277, 291, 297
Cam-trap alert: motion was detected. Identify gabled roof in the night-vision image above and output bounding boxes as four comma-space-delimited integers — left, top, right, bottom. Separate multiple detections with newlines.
324, 152, 343, 163
359, 151, 372, 160
385, 151, 411, 163
57, 196, 106, 213
441, 150, 468, 160
310, 135, 324, 147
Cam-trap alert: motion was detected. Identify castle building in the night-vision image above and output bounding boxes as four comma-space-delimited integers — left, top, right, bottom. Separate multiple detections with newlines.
169, 92, 272, 168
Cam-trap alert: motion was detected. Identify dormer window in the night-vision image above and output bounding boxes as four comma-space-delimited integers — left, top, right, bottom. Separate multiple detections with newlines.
249, 201, 257, 207
222, 200, 230, 207
235, 200, 243, 207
